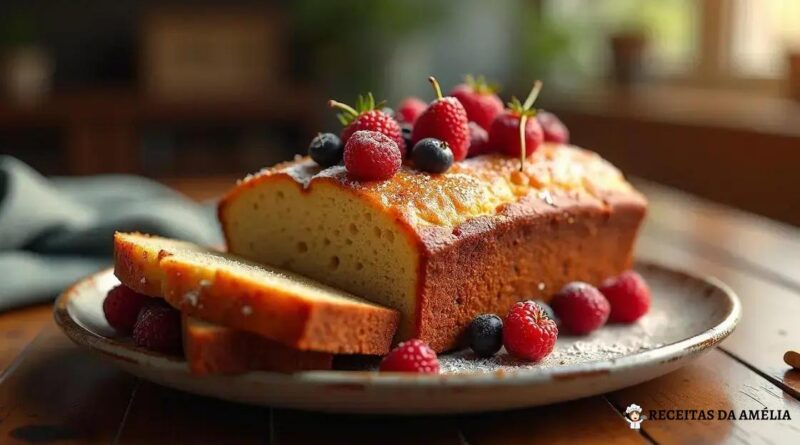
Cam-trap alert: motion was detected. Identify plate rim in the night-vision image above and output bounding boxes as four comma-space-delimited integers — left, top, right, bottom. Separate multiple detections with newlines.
54, 260, 741, 388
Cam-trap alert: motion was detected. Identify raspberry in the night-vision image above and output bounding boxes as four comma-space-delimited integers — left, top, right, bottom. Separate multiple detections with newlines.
503, 301, 558, 361
599, 271, 651, 323
467, 121, 490, 157
343, 130, 401, 181
489, 110, 544, 157
411, 77, 470, 161
551, 282, 610, 335
537, 110, 570, 144
397, 97, 427, 124
449, 75, 504, 131
103, 285, 152, 334
379, 339, 439, 373
133, 304, 183, 354
330, 93, 406, 157
487, 81, 545, 159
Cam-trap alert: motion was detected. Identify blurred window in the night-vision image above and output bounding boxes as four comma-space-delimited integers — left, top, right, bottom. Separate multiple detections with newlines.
543, 0, 698, 77
730, 0, 800, 77
543, 0, 797, 83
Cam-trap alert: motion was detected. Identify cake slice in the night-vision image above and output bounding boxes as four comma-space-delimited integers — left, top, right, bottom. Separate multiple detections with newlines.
219, 144, 647, 351
114, 233, 207, 297
182, 315, 332, 375
113, 232, 399, 354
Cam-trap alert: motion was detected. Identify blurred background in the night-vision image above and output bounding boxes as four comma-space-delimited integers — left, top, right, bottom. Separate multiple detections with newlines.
1, 0, 799, 224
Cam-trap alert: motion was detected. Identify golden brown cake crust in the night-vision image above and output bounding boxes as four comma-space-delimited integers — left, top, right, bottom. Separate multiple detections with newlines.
162, 261, 399, 354
113, 232, 172, 297
219, 144, 647, 351
182, 315, 333, 375
415, 193, 646, 350
113, 232, 399, 355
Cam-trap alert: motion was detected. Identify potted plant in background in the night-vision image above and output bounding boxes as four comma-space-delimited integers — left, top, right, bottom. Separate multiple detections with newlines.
609, 28, 648, 87
289, 0, 444, 107
0, 12, 53, 106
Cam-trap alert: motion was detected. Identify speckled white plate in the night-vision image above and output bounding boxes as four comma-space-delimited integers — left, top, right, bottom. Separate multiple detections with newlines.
54, 261, 740, 414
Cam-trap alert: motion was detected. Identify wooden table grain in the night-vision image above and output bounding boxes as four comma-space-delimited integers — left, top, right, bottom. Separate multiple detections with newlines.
1, 179, 799, 444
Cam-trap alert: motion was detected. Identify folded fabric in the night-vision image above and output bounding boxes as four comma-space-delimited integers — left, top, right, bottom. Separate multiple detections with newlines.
0, 156, 222, 311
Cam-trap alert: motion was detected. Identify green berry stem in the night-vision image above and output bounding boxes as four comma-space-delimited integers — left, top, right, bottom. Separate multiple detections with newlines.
328, 100, 359, 117
522, 80, 543, 110
428, 76, 444, 100
518, 80, 543, 171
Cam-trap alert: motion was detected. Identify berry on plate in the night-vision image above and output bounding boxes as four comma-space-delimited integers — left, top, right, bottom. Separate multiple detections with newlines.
488, 81, 544, 165
379, 339, 440, 373
537, 110, 570, 144
599, 270, 651, 323
133, 303, 182, 354
308, 132, 343, 168
343, 130, 401, 181
329, 93, 406, 157
411, 76, 470, 161
551, 282, 610, 335
397, 97, 427, 124
468, 313, 503, 357
103, 285, 152, 334
503, 300, 558, 361
467, 121, 490, 157
412, 138, 454, 174
449, 75, 504, 131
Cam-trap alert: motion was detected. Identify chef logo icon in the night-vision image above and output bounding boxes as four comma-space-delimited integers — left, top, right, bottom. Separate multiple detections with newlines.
624, 404, 647, 429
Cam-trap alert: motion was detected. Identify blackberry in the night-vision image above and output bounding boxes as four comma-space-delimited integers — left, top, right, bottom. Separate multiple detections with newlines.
308, 133, 343, 168
412, 138, 454, 174
468, 313, 503, 357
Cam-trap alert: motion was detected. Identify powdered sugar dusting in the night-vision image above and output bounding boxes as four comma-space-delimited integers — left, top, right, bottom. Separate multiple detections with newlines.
183, 290, 199, 307
338, 268, 720, 375
436, 271, 690, 374
437, 321, 664, 374
182, 280, 212, 308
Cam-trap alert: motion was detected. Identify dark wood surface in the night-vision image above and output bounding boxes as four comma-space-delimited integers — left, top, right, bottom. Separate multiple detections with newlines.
1, 178, 799, 444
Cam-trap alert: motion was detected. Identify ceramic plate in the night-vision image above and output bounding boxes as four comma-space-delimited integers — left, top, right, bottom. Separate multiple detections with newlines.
54, 262, 740, 414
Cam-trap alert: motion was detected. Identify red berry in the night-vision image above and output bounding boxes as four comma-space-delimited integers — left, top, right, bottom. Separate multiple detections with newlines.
103, 285, 152, 334
488, 110, 544, 158
412, 77, 470, 161
467, 121, 490, 157
379, 339, 439, 373
551, 282, 610, 335
343, 130, 401, 181
538, 110, 570, 144
330, 94, 406, 157
133, 304, 182, 354
449, 76, 503, 130
599, 271, 651, 323
503, 301, 558, 361
397, 97, 427, 124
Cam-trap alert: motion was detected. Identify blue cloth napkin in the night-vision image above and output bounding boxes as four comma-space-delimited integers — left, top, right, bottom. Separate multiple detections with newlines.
0, 156, 222, 311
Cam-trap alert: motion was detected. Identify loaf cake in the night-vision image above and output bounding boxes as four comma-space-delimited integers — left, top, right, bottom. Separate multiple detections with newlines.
219, 143, 647, 351
182, 316, 333, 375
113, 232, 399, 354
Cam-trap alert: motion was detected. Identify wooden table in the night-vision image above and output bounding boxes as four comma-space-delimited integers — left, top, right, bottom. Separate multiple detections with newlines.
1, 179, 799, 444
